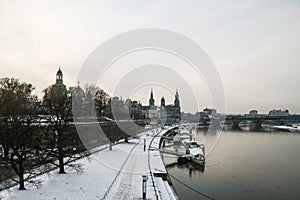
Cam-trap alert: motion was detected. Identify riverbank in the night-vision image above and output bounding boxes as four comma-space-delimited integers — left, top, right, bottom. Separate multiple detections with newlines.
0, 128, 178, 200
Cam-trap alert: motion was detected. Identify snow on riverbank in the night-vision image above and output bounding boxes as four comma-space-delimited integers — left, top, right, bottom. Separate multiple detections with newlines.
0, 129, 176, 200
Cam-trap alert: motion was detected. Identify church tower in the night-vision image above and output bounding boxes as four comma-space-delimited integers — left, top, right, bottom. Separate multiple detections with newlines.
161, 97, 165, 107
149, 88, 155, 107
52, 67, 67, 98
56, 67, 63, 84
174, 89, 180, 107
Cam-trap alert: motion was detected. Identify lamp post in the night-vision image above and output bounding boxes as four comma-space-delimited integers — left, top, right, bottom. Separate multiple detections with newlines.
142, 175, 148, 199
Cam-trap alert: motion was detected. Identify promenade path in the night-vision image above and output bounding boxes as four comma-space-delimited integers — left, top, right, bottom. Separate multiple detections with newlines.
0, 128, 177, 200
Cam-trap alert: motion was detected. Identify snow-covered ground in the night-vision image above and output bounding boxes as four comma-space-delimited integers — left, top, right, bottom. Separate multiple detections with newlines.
0, 129, 177, 200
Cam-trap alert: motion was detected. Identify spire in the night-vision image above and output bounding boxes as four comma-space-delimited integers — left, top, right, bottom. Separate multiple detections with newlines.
52, 67, 67, 98
175, 89, 179, 98
149, 88, 155, 107
174, 89, 180, 107
150, 88, 153, 98
56, 66, 63, 84
161, 96, 165, 107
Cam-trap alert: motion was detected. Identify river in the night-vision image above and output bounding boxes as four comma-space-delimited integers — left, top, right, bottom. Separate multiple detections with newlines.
162, 129, 300, 200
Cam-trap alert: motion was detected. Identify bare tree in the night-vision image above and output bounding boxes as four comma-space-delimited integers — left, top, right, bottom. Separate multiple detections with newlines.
0, 77, 41, 190
42, 86, 85, 174
85, 84, 110, 118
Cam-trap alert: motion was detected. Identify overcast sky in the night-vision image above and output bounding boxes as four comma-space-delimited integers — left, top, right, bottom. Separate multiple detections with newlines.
1, 0, 299, 114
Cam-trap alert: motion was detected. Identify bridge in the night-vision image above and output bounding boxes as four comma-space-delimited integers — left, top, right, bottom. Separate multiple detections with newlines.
224, 114, 300, 131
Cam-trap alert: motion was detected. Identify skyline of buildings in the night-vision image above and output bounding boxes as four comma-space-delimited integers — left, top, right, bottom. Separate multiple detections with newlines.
55, 67, 181, 124
54, 67, 295, 119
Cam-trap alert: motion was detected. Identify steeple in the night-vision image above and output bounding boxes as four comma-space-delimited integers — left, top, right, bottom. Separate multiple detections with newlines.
174, 89, 180, 107
161, 97, 165, 107
56, 66, 63, 84
52, 66, 67, 99
149, 88, 155, 107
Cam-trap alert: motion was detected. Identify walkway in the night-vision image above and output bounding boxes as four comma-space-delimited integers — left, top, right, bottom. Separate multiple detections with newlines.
0, 128, 177, 200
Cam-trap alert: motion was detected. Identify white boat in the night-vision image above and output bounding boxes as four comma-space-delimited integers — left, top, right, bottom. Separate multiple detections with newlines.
288, 124, 300, 133
173, 127, 193, 145
190, 153, 205, 166
260, 120, 280, 131
175, 125, 205, 166
182, 140, 205, 166
273, 124, 300, 132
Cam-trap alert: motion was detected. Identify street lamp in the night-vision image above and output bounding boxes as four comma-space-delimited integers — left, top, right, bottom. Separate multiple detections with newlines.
142, 175, 148, 199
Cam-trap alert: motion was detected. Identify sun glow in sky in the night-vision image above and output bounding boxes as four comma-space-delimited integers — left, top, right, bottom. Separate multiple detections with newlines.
1, 0, 300, 114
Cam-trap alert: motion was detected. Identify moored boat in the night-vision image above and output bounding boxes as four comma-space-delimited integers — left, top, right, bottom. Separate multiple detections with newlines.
274, 124, 300, 132
261, 120, 281, 131
288, 124, 300, 133
190, 153, 205, 166
181, 140, 205, 166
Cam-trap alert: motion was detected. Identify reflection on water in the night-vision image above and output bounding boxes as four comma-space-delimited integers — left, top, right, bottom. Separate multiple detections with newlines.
163, 129, 300, 200
167, 162, 205, 175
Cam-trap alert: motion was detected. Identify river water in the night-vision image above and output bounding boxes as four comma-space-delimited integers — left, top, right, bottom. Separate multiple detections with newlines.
162, 130, 300, 200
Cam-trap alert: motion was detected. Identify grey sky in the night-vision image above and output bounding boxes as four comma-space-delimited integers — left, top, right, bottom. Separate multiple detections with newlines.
1, 0, 299, 114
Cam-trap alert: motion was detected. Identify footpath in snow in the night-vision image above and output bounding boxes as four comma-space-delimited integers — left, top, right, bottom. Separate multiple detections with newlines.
0, 128, 177, 200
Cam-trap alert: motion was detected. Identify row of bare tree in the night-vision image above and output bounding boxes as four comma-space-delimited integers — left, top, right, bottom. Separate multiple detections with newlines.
0, 77, 110, 190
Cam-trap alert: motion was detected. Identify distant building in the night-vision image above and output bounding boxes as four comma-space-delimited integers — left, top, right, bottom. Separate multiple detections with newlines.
72, 82, 85, 116
249, 110, 258, 117
106, 96, 127, 120
149, 88, 155, 107
203, 108, 217, 116
141, 89, 181, 125
54, 68, 181, 123
84, 88, 95, 116
198, 108, 218, 126
125, 99, 143, 120
72, 82, 99, 117
52, 67, 67, 99
159, 89, 181, 125
268, 109, 289, 116
141, 89, 160, 125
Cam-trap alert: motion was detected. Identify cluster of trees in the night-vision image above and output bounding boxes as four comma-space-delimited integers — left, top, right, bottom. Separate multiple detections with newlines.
0, 78, 41, 190
0, 78, 109, 190
0, 76, 149, 190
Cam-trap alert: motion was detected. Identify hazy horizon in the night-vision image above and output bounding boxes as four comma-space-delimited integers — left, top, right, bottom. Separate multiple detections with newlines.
1, 0, 299, 114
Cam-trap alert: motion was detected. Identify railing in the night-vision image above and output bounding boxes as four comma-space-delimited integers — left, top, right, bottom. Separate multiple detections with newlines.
147, 127, 178, 200
147, 129, 162, 200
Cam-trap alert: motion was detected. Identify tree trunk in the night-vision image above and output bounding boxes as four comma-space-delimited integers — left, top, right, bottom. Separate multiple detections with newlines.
3, 145, 9, 160
109, 141, 112, 151
18, 159, 26, 190
58, 148, 65, 174
58, 153, 66, 174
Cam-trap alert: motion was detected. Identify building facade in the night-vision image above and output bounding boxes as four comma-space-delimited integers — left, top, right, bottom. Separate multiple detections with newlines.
54, 68, 181, 124
142, 89, 181, 125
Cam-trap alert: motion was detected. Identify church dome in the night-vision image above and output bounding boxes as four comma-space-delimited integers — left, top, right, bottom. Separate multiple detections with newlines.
73, 85, 85, 98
